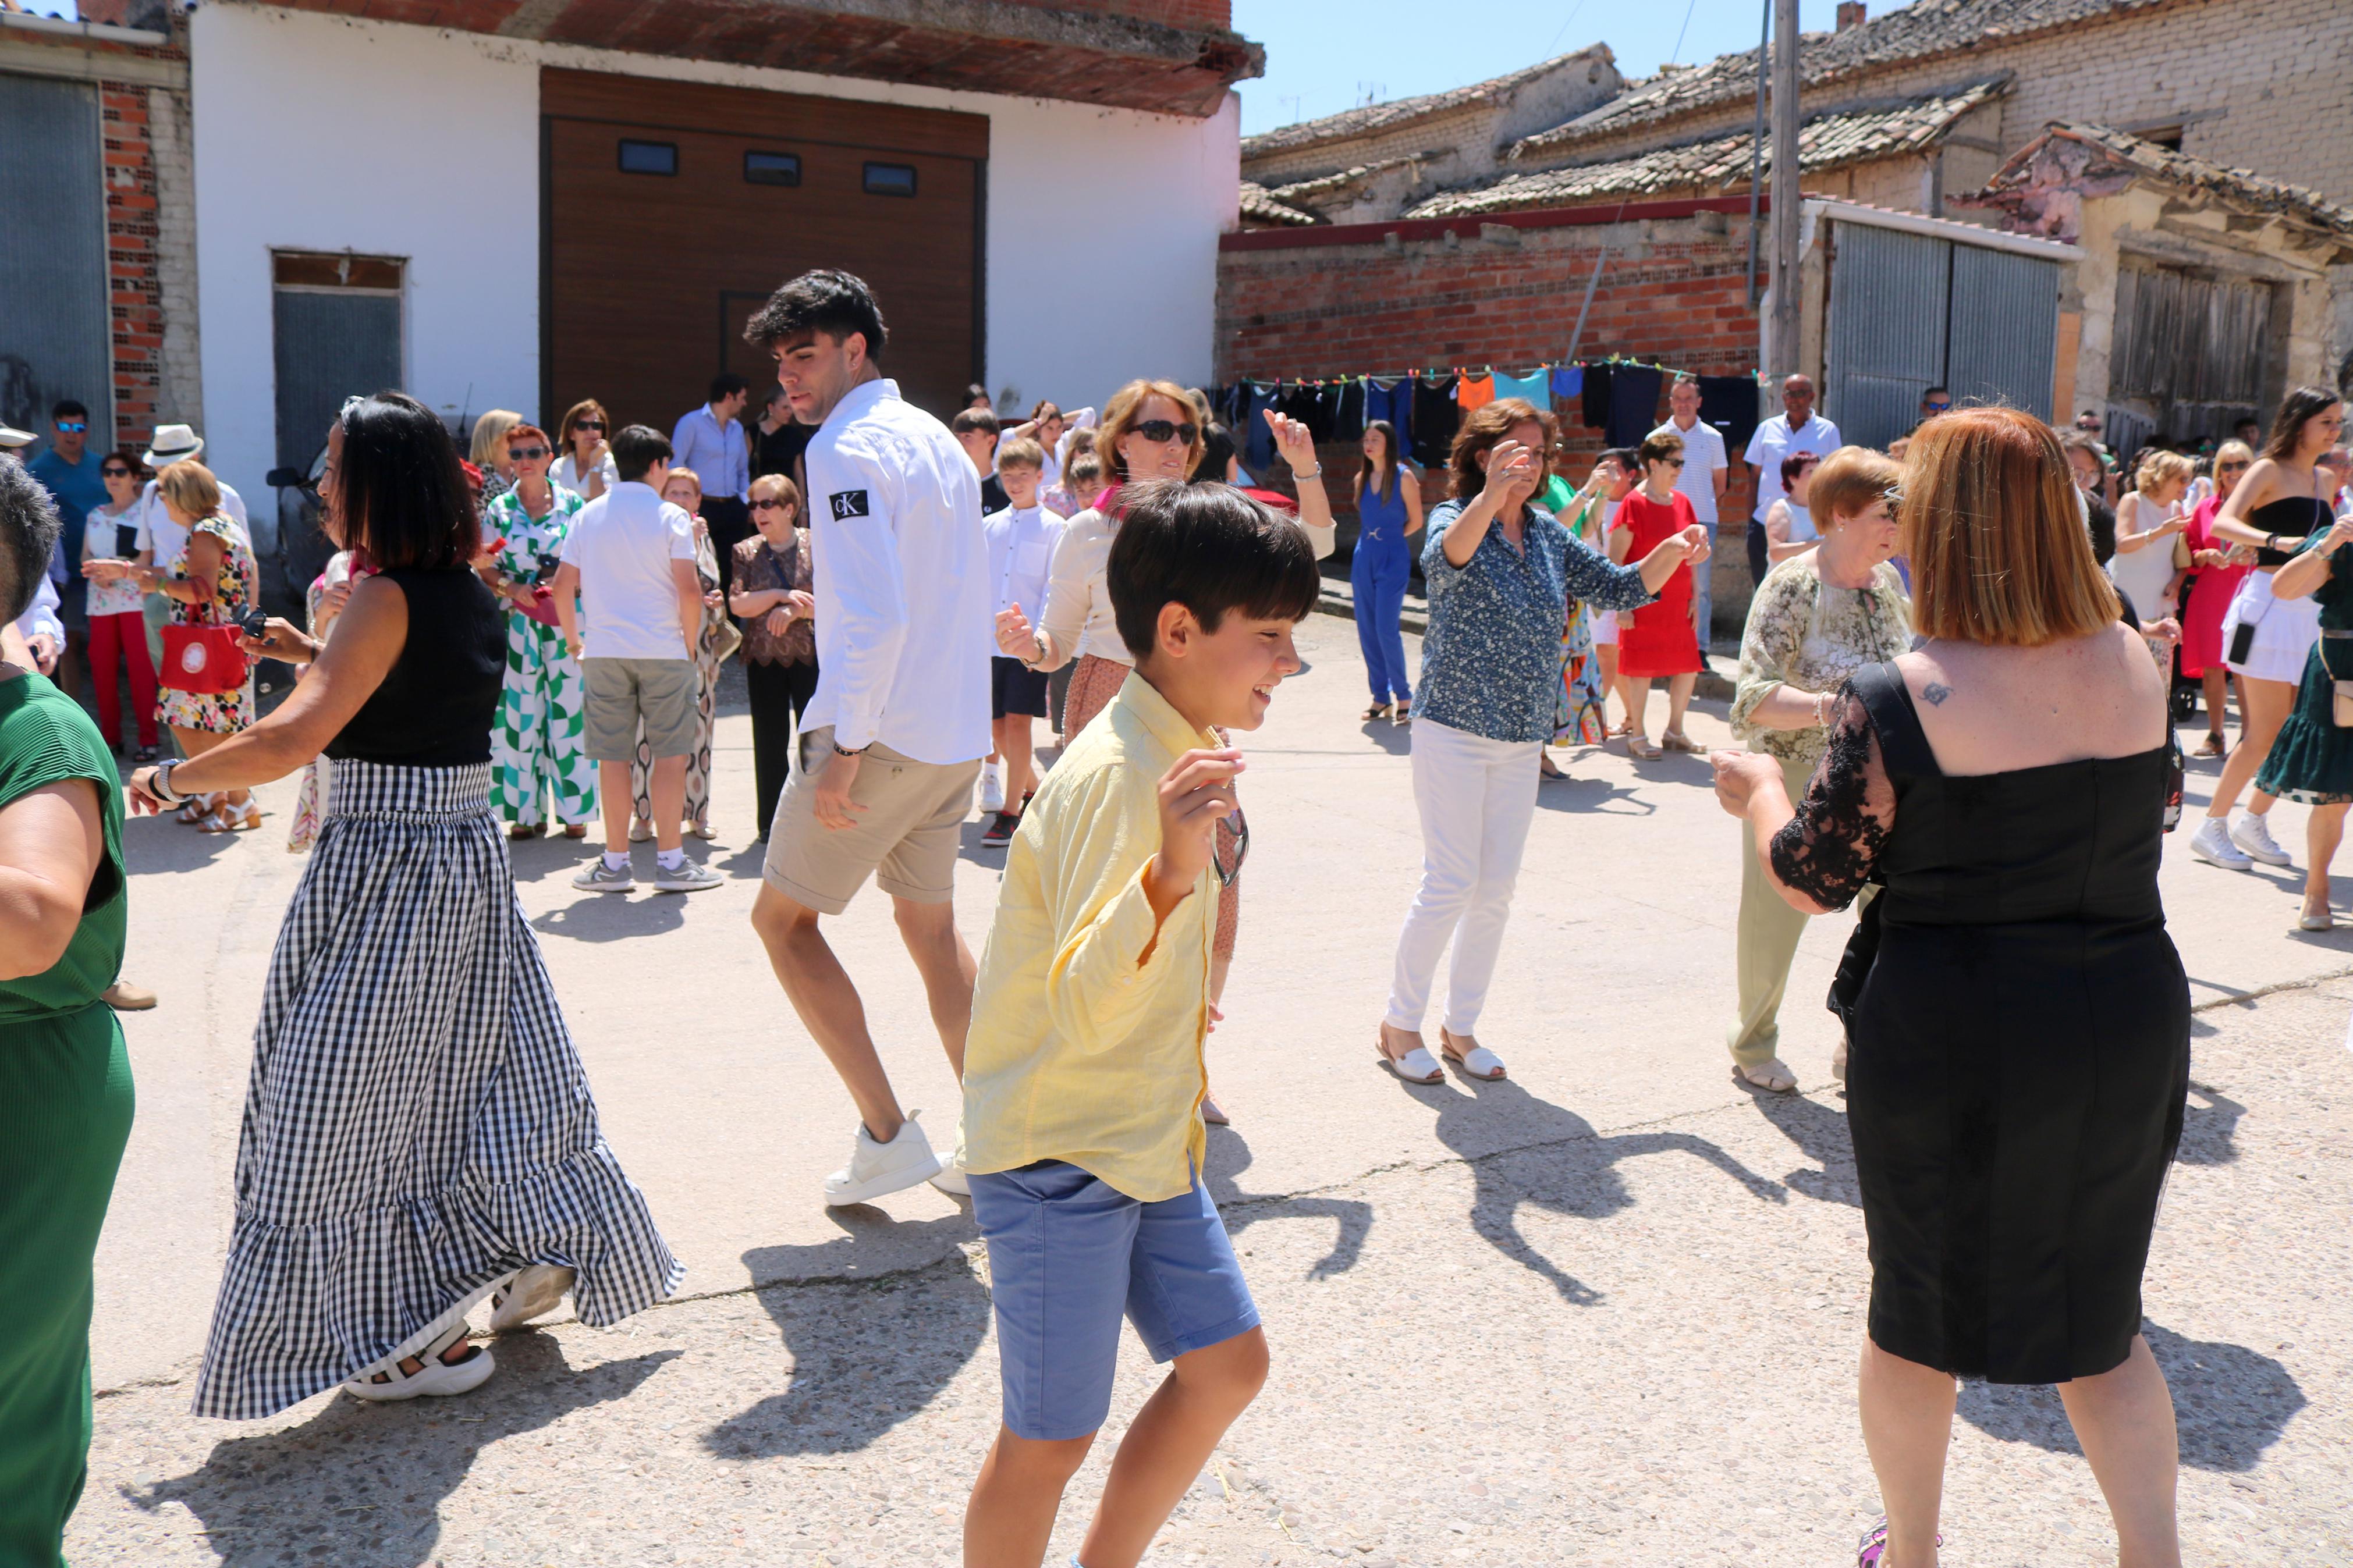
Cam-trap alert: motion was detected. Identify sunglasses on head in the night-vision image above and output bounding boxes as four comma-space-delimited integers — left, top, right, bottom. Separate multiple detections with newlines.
509, 445, 550, 461
1132, 419, 1199, 446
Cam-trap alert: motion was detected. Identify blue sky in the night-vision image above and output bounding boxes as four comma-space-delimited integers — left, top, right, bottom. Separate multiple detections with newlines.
1234, 0, 1846, 140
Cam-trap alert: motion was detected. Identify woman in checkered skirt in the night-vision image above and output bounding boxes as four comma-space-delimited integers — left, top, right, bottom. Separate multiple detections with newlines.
130, 393, 681, 1416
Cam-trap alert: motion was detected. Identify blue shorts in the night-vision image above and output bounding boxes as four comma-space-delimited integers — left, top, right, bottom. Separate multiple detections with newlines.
970, 1160, 1259, 1441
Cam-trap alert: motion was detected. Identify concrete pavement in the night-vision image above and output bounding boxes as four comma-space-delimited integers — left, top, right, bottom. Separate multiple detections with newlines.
69, 611, 2353, 1564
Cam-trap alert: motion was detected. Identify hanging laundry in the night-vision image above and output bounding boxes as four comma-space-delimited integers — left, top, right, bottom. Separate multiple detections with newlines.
1698, 374, 1762, 455
1455, 374, 1497, 411
1274, 381, 1330, 443
1322, 378, 1365, 442
1244, 382, 1279, 472
1493, 370, 1552, 408
1580, 363, 1613, 432
1606, 365, 1664, 449
1363, 377, 1413, 451
1412, 374, 1460, 468
1550, 365, 1585, 401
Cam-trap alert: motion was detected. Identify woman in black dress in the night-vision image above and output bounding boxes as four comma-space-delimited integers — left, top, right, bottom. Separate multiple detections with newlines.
1712, 407, 2189, 1568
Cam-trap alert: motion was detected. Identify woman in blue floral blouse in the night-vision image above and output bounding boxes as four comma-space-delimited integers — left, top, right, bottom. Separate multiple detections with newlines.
1375, 397, 1711, 1085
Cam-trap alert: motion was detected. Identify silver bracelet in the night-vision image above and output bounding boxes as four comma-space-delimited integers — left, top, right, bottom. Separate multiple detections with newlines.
1294, 465, 1321, 479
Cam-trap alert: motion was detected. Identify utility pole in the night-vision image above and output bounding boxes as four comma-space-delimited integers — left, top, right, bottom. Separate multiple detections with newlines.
1769, 0, 1802, 381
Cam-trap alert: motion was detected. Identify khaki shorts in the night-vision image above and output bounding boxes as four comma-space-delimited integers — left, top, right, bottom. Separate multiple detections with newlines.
583, 657, 697, 762
763, 727, 980, 915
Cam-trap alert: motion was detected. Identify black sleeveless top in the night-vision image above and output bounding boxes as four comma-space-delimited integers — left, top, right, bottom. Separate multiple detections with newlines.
2251, 494, 2330, 567
323, 567, 505, 766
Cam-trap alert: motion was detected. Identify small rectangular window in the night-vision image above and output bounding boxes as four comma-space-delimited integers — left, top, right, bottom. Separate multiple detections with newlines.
863, 161, 917, 197
744, 150, 801, 187
618, 139, 678, 176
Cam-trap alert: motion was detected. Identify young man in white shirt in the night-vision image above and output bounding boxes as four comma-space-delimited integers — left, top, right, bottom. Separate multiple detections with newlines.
1741, 374, 1841, 588
670, 374, 754, 596
1650, 374, 1731, 649
977, 437, 1066, 844
741, 268, 995, 1207
553, 424, 722, 895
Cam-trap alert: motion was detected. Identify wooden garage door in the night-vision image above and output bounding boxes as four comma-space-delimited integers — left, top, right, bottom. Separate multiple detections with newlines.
543, 69, 986, 436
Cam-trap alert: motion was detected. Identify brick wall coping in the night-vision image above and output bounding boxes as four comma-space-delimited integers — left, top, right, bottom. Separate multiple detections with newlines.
0, 10, 166, 45
1804, 195, 2086, 262
1219, 194, 1768, 253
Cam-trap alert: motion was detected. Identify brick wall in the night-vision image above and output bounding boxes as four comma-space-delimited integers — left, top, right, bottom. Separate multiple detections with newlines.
102, 81, 164, 450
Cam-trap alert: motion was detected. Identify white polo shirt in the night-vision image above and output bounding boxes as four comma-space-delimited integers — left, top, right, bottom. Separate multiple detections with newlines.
133, 477, 247, 571
1648, 417, 1729, 527
803, 376, 992, 763
983, 503, 1067, 622
558, 480, 698, 661
1742, 414, 1842, 522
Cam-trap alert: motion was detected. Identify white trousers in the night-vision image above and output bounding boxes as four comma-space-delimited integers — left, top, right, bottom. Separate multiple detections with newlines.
1384, 717, 1543, 1034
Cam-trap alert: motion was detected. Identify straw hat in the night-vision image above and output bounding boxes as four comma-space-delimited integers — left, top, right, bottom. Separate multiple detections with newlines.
142, 423, 205, 466
0, 425, 33, 449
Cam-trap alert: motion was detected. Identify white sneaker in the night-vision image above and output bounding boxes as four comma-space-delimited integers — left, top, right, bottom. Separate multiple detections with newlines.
2189, 817, 2252, 867
2231, 812, 2293, 866
929, 1160, 970, 1196
824, 1114, 943, 1206
978, 762, 1005, 814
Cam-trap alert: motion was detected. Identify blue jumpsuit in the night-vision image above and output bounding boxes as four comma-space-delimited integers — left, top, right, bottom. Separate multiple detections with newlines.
1353, 474, 1415, 705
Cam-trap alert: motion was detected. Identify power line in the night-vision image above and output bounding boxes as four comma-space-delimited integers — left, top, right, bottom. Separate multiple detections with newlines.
1667, 0, 1702, 64
1543, 0, 1591, 58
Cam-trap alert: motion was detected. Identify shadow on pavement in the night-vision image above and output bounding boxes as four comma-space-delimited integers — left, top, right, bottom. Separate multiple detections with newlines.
2175, 1078, 2244, 1165
120, 813, 246, 874
714, 1213, 988, 1459
1403, 1075, 1785, 1304
530, 893, 688, 942
1744, 1089, 1861, 1206
127, 1339, 676, 1567
502, 833, 598, 884
1532, 767, 1655, 816
1359, 718, 1412, 757
1954, 1321, 2305, 1472
1206, 1126, 1373, 1281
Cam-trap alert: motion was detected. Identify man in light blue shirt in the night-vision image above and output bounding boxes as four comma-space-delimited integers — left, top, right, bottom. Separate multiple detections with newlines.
672, 373, 753, 596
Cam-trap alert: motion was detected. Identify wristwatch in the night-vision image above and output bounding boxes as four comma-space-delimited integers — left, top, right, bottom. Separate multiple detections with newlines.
150, 758, 189, 806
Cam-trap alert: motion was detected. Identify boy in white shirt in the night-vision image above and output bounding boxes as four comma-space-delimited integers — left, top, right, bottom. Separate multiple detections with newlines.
978, 439, 1067, 844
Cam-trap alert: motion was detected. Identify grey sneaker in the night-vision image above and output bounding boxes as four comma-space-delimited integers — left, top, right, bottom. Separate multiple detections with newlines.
572, 859, 635, 892
653, 857, 723, 893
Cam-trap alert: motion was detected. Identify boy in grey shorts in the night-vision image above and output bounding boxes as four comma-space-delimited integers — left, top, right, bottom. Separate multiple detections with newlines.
553, 424, 722, 894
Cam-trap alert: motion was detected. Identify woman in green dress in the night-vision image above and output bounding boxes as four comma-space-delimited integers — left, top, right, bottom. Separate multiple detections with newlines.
0, 457, 135, 1567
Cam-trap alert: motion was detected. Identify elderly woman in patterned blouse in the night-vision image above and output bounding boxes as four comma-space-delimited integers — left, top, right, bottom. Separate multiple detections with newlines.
1375, 397, 1710, 1085
1723, 446, 1911, 1093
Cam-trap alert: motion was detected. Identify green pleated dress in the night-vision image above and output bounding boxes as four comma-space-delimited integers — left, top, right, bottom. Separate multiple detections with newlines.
2255, 534, 2353, 805
0, 672, 134, 1568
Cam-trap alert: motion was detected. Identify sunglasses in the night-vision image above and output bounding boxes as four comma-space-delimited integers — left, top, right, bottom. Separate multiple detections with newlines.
1659, 457, 1686, 468
1132, 420, 1199, 446
509, 445, 550, 460
55, 421, 87, 433
751, 497, 793, 513
572, 419, 604, 431
101, 465, 132, 478
1923, 401, 1953, 413
1213, 805, 1249, 888
2218, 461, 2250, 472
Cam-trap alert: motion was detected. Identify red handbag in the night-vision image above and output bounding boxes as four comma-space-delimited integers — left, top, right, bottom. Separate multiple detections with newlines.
159, 617, 250, 694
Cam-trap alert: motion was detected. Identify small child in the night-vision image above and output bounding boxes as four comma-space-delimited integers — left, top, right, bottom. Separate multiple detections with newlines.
978, 438, 1068, 841
957, 480, 1321, 1568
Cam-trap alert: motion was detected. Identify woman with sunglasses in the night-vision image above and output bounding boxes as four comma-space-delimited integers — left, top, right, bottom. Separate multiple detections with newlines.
79, 449, 160, 760
1608, 428, 1708, 758
552, 399, 616, 503
2178, 440, 2256, 757
478, 422, 596, 839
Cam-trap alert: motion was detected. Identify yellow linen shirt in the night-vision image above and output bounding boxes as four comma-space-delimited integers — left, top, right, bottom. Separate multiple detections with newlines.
959, 671, 1219, 1203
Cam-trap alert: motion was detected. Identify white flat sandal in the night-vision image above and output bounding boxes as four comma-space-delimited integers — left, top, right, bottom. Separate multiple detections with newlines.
1376, 1030, 1444, 1084
343, 1322, 495, 1402
1440, 1031, 1507, 1081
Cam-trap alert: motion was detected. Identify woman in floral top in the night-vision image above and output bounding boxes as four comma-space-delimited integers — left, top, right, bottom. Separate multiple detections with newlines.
1375, 397, 1709, 1086
730, 472, 817, 841
478, 423, 596, 838
1722, 446, 1911, 1093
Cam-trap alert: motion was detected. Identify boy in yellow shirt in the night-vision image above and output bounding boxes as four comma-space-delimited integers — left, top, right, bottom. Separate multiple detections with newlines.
957, 479, 1321, 1567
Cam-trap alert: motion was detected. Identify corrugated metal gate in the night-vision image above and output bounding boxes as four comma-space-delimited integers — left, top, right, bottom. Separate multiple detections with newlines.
1825, 221, 2061, 450
0, 73, 112, 439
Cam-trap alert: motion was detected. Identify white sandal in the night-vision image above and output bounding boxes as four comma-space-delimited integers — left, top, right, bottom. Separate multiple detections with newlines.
343, 1321, 496, 1402
1440, 1029, 1506, 1080
487, 1263, 577, 1333
1376, 1027, 1443, 1085
1733, 1058, 1798, 1094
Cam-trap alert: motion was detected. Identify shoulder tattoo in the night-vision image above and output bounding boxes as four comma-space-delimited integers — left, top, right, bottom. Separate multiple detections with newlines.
1921, 681, 1953, 706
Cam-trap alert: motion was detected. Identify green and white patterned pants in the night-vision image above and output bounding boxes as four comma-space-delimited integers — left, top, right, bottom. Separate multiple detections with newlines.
491, 618, 598, 827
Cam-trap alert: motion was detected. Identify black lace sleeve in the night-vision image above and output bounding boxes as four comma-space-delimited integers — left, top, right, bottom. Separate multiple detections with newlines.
1768, 690, 1896, 910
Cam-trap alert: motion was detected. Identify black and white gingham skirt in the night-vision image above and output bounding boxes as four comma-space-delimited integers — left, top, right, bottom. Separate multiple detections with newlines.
191, 760, 683, 1420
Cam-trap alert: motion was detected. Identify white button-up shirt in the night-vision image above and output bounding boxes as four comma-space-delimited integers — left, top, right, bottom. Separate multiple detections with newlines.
670, 404, 750, 502
1649, 416, 1729, 527
803, 377, 992, 763
983, 503, 1067, 621
1742, 413, 1842, 522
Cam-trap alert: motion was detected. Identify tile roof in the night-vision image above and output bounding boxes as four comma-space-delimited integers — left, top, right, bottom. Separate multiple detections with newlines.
1240, 45, 1612, 163
1964, 121, 2353, 240
1408, 78, 2008, 218
1513, 0, 2174, 160
1238, 181, 1320, 227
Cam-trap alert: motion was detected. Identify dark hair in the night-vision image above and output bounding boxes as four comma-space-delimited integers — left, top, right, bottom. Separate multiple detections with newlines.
610, 424, 672, 482
0, 457, 63, 624
333, 391, 478, 571
100, 448, 145, 479
1359, 419, 1401, 502
1638, 429, 1685, 467
1922, 386, 1950, 401
1780, 450, 1822, 488
1030, 400, 1062, 425
951, 407, 1000, 438
1106, 479, 1322, 661
51, 399, 88, 422
2263, 385, 2344, 462
709, 372, 750, 403
1447, 397, 1556, 500
742, 268, 889, 362
1599, 446, 1640, 472
1194, 422, 1238, 486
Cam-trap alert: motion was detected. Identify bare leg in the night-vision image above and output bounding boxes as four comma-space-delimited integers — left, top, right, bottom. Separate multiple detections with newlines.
2304, 802, 2347, 919
2054, 1336, 2181, 1568
2205, 675, 2292, 820
1076, 1328, 1269, 1568
1665, 670, 1698, 737
649, 752, 687, 852
2199, 669, 2230, 745
750, 883, 906, 1140
598, 758, 633, 854
1624, 676, 1653, 744
1597, 643, 1622, 728
1857, 1338, 1954, 1568
964, 1429, 1094, 1568
893, 895, 977, 1079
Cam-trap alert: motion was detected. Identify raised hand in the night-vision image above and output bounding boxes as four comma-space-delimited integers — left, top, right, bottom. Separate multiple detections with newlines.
1152, 748, 1245, 893
1265, 410, 1318, 475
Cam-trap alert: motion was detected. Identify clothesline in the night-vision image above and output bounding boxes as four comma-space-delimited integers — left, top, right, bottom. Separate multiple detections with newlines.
1224, 357, 1765, 393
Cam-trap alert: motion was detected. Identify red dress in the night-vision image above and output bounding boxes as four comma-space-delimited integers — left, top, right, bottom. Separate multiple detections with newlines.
1614, 488, 1702, 678
2180, 493, 2248, 680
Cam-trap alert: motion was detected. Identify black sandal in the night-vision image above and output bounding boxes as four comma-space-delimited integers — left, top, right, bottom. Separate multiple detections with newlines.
1363, 702, 1392, 721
